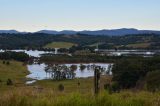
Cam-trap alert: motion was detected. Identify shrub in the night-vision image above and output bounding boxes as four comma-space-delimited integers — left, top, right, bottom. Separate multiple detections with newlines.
2, 60, 5, 64
146, 70, 160, 92
104, 82, 120, 94
58, 84, 64, 92
112, 59, 146, 89
6, 61, 10, 65
6, 79, 13, 86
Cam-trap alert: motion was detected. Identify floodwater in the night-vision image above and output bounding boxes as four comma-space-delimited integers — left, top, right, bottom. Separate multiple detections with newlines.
26, 63, 112, 83
0, 49, 54, 57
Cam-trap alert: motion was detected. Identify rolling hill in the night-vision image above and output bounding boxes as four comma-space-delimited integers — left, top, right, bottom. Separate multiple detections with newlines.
1, 28, 160, 36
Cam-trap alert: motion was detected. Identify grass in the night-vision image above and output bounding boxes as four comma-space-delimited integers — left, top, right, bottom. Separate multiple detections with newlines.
44, 42, 77, 48
1, 72, 160, 106
88, 42, 105, 47
0, 60, 160, 106
0, 60, 29, 91
126, 43, 150, 48
0, 88, 160, 106
34, 76, 111, 94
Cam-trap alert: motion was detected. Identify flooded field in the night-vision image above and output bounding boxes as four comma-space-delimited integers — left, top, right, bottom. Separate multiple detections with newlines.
26, 63, 112, 83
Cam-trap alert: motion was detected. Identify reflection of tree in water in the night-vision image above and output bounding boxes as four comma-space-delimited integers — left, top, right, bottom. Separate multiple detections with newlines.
107, 64, 112, 75
44, 64, 112, 80
44, 64, 76, 80
79, 64, 86, 71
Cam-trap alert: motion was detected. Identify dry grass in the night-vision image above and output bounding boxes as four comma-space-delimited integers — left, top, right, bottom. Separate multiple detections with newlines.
1, 87, 160, 106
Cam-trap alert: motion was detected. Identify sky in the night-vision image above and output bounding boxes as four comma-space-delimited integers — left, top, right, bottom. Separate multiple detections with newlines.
0, 0, 160, 32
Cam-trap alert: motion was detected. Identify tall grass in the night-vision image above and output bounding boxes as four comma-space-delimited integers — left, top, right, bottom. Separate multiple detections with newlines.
0, 88, 160, 106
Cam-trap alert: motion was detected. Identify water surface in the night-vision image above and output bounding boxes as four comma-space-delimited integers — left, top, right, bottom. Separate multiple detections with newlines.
27, 63, 112, 81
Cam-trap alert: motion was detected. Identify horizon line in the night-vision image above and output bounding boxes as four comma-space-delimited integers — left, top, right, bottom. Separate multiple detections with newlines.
0, 28, 160, 33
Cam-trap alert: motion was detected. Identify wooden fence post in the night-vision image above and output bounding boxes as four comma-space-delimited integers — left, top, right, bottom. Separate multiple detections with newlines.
94, 67, 100, 95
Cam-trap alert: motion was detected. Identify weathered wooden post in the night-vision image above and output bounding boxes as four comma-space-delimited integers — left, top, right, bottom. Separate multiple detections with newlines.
94, 66, 100, 95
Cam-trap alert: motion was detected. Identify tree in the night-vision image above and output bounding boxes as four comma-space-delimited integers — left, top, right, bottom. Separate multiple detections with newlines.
70, 65, 77, 71
146, 70, 160, 92
79, 64, 86, 71
112, 59, 146, 89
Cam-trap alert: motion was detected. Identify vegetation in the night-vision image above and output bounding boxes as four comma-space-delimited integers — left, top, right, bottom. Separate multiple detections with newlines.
0, 60, 29, 91
40, 54, 160, 91
44, 64, 76, 80
0, 51, 29, 62
0, 88, 160, 106
40, 54, 145, 63
112, 56, 160, 90
44, 42, 77, 48
146, 70, 160, 92
0, 33, 160, 49
0, 46, 160, 105
126, 43, 150, 48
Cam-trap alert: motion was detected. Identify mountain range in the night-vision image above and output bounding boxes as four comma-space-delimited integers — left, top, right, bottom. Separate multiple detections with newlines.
0, 28, 160, 36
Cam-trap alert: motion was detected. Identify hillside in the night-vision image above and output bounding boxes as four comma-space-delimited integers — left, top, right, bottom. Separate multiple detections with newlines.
44, 42, 77, 48
1, 28, 160, 36
0, 33, 160, 49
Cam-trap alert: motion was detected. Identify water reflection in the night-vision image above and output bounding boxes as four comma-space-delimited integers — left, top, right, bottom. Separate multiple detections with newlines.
44, 64, 76, 80
27, 63, 112, 81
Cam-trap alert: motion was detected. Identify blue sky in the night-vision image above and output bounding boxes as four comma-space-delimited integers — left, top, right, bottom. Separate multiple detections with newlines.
0, 0, 160, 32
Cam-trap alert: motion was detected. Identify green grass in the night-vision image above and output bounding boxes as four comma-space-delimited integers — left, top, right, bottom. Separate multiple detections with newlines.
126, 43, 150, 48
44, 42, 77, 48
0, 60, 160, 106
88, 42, 105, 47
0, 60, 29, 91
34, 76, 111, 94
0, 88, 160, 106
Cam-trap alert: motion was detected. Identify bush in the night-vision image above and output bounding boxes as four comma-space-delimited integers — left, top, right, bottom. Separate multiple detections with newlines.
58, 84, 64, 92
104, 82, 120, 94
112, 59, 147, 89
6, 61, 10, 65
0, 51, 29, 62
2, 60, 5, 64
146, 70, 160, 92
6, 79, 13, 86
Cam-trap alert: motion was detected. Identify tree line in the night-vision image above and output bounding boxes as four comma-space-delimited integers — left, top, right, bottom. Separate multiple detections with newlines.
0, 33, 160, 49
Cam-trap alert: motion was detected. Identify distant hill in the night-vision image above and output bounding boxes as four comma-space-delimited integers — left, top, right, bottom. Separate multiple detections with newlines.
36, 28, 160, 36
0, 33, 160, 49
1, 28, 160, 36
0, 30, 20, 34
37, 30, 77, 35
79, 28, 160, 36
0, 30, 27, 34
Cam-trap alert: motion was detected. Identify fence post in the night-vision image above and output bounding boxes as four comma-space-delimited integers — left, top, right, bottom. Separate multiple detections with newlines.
94, 67, 100, 95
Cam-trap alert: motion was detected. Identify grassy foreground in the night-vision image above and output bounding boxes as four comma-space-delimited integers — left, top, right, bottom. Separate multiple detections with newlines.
1, 60, 160, 106
1, 76, 160, 106
44, 42, 76, 48
1, 88, 160, 106
0, 60, 29, 91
